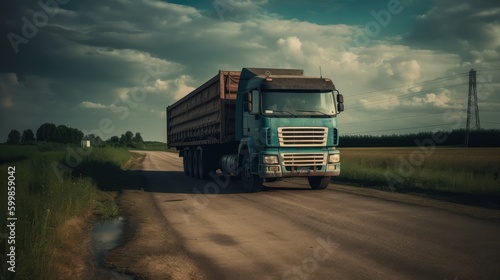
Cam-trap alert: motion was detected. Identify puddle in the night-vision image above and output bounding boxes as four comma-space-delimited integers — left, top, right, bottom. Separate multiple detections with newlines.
91, 216, 134, 279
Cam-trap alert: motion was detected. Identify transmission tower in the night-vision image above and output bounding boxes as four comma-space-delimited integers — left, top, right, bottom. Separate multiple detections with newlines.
465, 69, 480, 147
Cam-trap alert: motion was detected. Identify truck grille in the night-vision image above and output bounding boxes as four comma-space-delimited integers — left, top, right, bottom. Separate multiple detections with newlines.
278, 127, 328, 146
282, 154, 325, 166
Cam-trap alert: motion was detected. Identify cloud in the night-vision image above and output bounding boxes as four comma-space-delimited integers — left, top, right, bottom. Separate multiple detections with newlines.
404, 0, 500, 66
277, 36, 304, 61
402, 89, 457, 109
359, 93, 401, 110
1, 0, 499, 141
396, 60, 421, 83
0, 73, 53, 110
78, 101, 112, 109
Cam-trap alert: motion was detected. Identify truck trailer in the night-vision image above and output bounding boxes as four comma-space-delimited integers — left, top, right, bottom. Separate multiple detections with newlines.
167, 67, 344, 192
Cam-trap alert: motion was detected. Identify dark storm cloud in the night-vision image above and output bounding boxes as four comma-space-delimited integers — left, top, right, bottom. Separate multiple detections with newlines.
403, 0, 500, 62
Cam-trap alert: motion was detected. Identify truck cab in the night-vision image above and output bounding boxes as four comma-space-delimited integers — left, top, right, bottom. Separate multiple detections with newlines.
233, 68, 344, 191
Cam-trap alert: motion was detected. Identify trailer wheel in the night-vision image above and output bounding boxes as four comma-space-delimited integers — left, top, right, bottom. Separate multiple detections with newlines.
183, 153, 189, 175
308, 176, 331, 190
241, 151, 262, 192
193, 150, 200, 178
197, 150, 209, 180
186, 150, 194, 177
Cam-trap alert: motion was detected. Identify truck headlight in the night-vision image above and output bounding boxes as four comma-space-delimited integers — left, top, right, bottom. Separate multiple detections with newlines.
262, 155, 279, 164
328, 154, 340, 163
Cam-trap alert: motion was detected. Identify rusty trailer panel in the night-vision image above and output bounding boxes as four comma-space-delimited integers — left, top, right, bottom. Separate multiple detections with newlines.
167, 71, 241, 147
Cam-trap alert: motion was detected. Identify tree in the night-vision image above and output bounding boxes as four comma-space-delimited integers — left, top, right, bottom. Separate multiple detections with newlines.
55, 125, 69, 143
7, 129, 21, 144
21, 129, 35, 143
36, 123, 57, 142
120, 131, 134, 147
133, 132, 144, 143
67, 127, 84, 144
108, 136, 120, 147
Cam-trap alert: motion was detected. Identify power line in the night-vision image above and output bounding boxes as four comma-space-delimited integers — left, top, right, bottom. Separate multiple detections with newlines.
348, 72, 468, 98
477, 68, 500, 72
342, 112, 445, 125
339, 70, 496, 136
345, 122, 465, 135
347, 81, 467, 103
347, 83, 468, 110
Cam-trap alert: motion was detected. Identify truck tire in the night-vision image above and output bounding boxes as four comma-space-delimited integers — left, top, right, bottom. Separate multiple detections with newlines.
187, 150, 194, 177
183, 154, 189, 175
197, 150, 209, 180
193, 150, 200, 178
308, 176, 331, 190
241, 151, 262, 192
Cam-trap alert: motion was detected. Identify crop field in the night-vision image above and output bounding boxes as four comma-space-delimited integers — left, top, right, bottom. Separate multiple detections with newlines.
338, 147, 500, 196
142, 141, 168, 151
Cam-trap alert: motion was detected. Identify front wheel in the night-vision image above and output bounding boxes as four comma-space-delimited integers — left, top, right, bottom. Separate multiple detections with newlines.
241, 152, 262, 192
308, 176, 331, 190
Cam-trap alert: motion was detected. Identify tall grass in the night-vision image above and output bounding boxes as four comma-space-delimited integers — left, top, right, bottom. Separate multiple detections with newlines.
0, 144, 133, 279
339, 147, 500, 196
73, 147, 136, 191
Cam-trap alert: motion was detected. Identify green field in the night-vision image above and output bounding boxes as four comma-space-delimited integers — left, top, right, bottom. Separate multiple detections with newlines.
0, 143, 133, 280
142, 141, 168, 151
338, 147, 500, 196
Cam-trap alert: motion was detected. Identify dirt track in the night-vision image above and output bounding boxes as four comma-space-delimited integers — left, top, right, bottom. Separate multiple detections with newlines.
106, 151, 500, 279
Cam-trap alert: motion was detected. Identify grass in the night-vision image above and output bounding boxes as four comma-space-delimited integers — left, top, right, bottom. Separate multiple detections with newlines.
0, 143, 134, 280
142, 141, 168, 151
338, 147, 500, 197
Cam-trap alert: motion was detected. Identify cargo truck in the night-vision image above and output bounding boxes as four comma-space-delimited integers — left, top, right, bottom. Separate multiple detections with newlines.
166, 67, 344, 192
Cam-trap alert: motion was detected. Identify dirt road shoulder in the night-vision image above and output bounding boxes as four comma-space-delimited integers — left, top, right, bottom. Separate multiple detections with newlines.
104, 152, 220, 279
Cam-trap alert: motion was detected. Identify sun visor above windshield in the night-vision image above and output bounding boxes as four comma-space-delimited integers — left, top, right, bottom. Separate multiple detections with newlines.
260, 77, 335, 92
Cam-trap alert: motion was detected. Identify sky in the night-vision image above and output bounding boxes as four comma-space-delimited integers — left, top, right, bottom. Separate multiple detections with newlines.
1, 0, 499, 142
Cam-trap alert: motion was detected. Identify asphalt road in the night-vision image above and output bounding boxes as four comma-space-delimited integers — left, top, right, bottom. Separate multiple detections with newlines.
139, 151, 500, 280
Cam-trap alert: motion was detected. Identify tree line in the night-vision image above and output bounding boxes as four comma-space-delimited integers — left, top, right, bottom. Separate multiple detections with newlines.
5, 122, 145, 148
339, 129, 500, 147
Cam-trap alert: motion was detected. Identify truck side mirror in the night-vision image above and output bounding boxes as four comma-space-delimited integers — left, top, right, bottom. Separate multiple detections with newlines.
244, 92, 253, 112
246, 92, 252, 102
245, 102, 253, 112
336, 93, 344, 113
337, 94, 344, 104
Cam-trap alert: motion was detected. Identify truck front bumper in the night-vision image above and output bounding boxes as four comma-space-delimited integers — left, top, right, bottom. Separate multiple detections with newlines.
257, 151, 340, 178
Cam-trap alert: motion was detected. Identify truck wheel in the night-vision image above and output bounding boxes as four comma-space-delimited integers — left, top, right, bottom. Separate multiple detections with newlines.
197, 150, 208, 180
193, 150, 200, 178
186, 150, 193, 176
308, 176, 331, 190
242, 152, 262, 192
183, 153, 189, 175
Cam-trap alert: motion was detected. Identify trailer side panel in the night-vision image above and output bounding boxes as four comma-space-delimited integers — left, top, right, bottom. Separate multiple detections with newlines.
167, 71, 240, 147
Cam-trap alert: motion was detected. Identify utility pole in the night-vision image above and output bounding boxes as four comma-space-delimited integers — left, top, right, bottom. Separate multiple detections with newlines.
465, 69, 480, 147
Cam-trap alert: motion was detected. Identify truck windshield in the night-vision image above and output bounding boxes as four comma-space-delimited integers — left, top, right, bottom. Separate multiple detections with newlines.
261, 91, 336, 117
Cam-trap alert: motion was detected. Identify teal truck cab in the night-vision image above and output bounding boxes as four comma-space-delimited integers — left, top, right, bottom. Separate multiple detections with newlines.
167, 67, 344, 192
